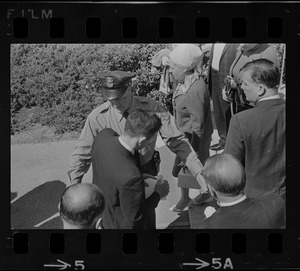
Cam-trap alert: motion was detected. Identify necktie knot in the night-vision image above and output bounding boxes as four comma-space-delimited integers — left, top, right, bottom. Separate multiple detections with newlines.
123, 111, 129, 119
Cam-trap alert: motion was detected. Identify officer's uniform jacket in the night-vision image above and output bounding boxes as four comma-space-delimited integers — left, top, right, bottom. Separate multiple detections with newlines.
68, 96, 203, 183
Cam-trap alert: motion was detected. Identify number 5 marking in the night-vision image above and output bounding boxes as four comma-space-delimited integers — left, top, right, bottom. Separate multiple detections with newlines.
75, 260, 85, 270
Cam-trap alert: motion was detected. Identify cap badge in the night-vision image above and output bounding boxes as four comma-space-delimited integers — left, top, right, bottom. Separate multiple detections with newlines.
106, 77, 114, 88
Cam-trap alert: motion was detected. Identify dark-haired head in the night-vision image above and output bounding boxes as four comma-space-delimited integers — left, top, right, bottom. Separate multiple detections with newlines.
241, 58, 280, 89
125, 109, 162, 140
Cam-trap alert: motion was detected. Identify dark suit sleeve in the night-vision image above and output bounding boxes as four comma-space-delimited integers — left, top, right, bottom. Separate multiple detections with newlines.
266, 194, 286, 229
119, 176, 146, 229
224, 115, 245, 163
144, 191, 160, 212
195, 222, 208, 229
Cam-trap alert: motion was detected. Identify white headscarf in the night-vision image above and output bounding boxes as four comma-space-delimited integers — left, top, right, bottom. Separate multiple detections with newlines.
169, 44, 203, 71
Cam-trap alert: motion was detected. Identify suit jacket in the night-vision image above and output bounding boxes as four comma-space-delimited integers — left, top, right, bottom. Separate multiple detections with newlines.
196, 194, 285, 229
92, 128, 160, 229
224, 99, 286, 198
208, 44, 239, 94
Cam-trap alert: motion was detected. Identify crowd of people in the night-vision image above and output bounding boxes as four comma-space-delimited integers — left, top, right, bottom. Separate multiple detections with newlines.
59, 43, 286, 229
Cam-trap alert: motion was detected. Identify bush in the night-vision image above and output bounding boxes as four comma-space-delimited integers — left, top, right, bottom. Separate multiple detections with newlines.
11, 43, 285, 136
11, 44, 170, 135
273, 43, 286, 85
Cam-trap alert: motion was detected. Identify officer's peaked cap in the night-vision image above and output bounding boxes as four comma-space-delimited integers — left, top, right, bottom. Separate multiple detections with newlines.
99, 71, 136, 100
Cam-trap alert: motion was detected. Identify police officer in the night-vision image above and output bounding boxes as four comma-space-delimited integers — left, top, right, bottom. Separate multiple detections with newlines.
67, 70, 209, 206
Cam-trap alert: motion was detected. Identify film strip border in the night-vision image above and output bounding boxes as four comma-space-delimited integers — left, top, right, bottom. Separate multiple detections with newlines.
12, 231, 284, 254
5, 230, 299, 269
1, 2, 296, 42
1, 1, 300, 270
9, 16, 284, 40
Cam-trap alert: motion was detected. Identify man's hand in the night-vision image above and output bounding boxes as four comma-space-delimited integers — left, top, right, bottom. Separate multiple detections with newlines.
154, 179, 170, 199
222, 76, 237, 103
222, 86, 231, 102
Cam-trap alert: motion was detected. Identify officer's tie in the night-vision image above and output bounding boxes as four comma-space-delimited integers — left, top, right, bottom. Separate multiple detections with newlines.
133, 150, 141, 169
120, 111, 129, 122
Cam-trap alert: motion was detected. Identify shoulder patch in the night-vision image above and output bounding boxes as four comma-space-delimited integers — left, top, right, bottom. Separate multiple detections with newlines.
98, 101, 110, 113
89, 102, 110, 118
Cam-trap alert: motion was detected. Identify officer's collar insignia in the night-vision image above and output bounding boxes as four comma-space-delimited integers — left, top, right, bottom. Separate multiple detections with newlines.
106, 77, 114, 88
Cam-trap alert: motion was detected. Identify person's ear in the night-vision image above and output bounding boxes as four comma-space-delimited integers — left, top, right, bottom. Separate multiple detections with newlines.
95, 217, 103, 229
138, 136, 147, 144
258, 84, 267, 97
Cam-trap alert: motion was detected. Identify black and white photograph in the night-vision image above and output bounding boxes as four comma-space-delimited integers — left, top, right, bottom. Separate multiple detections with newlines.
10, 43, 286, 230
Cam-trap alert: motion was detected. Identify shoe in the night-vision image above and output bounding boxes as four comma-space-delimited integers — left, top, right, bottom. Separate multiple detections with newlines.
192, 192, 213, 205
210, 143, 224, 151
169, 205, 188, 212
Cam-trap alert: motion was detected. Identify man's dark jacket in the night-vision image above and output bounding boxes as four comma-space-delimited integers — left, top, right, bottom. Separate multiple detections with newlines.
196, 193, 285, 229
92, 128, 160, 229
225, 99, 286, 198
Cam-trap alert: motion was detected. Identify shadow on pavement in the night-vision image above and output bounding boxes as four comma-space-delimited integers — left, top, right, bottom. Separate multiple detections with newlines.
11, 192, 17, 201
11, 180, 65, 229
166, 210, 190, 229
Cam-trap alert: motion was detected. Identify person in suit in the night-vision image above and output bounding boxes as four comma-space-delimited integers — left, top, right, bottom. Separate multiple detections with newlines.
92, 109, 170, 229
222, 43, 279, 114
224, 59, 286, 201
195, 153, 285, 229
208, 43, 239, 151
59, 183, 105, 229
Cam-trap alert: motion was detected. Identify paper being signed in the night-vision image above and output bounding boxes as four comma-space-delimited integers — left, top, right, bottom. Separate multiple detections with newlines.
144, 175, 167, 200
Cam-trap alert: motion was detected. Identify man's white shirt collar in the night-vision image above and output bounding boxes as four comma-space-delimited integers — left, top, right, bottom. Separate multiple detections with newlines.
118, 136, 134, 155
259, 94, 281, 102
218, 195, 247, 207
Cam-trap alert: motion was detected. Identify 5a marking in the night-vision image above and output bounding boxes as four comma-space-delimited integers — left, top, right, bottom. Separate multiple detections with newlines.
44, 259, 85, 270
183, 257, 233, 269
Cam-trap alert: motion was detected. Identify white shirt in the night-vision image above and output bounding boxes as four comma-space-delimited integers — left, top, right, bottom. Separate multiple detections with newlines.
211, 43, 226, 71
259, 94, 281, 102
218, 195, 247, 207
118, 136, 134, 155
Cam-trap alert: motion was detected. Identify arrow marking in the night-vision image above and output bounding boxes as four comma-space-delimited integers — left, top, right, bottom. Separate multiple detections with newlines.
44, 259, 71, 270
183, 258, 210, 270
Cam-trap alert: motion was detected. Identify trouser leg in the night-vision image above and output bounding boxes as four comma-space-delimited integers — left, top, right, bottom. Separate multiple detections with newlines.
211, 71, 227, 145
217, 90, 232, 138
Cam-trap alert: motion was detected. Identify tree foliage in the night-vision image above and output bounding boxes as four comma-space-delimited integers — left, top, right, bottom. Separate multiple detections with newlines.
11, 43, 169, 135
11, 43, 285, 135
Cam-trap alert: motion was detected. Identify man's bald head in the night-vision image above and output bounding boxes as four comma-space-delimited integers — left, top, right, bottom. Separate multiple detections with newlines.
60, 183, 105, 229
203, 154, 246, 197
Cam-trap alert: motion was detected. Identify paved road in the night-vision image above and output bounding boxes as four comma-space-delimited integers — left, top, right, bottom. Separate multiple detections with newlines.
11, 130, 220, 229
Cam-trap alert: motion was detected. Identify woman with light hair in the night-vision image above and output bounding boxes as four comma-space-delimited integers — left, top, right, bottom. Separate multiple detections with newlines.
168, 44, 213, 211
